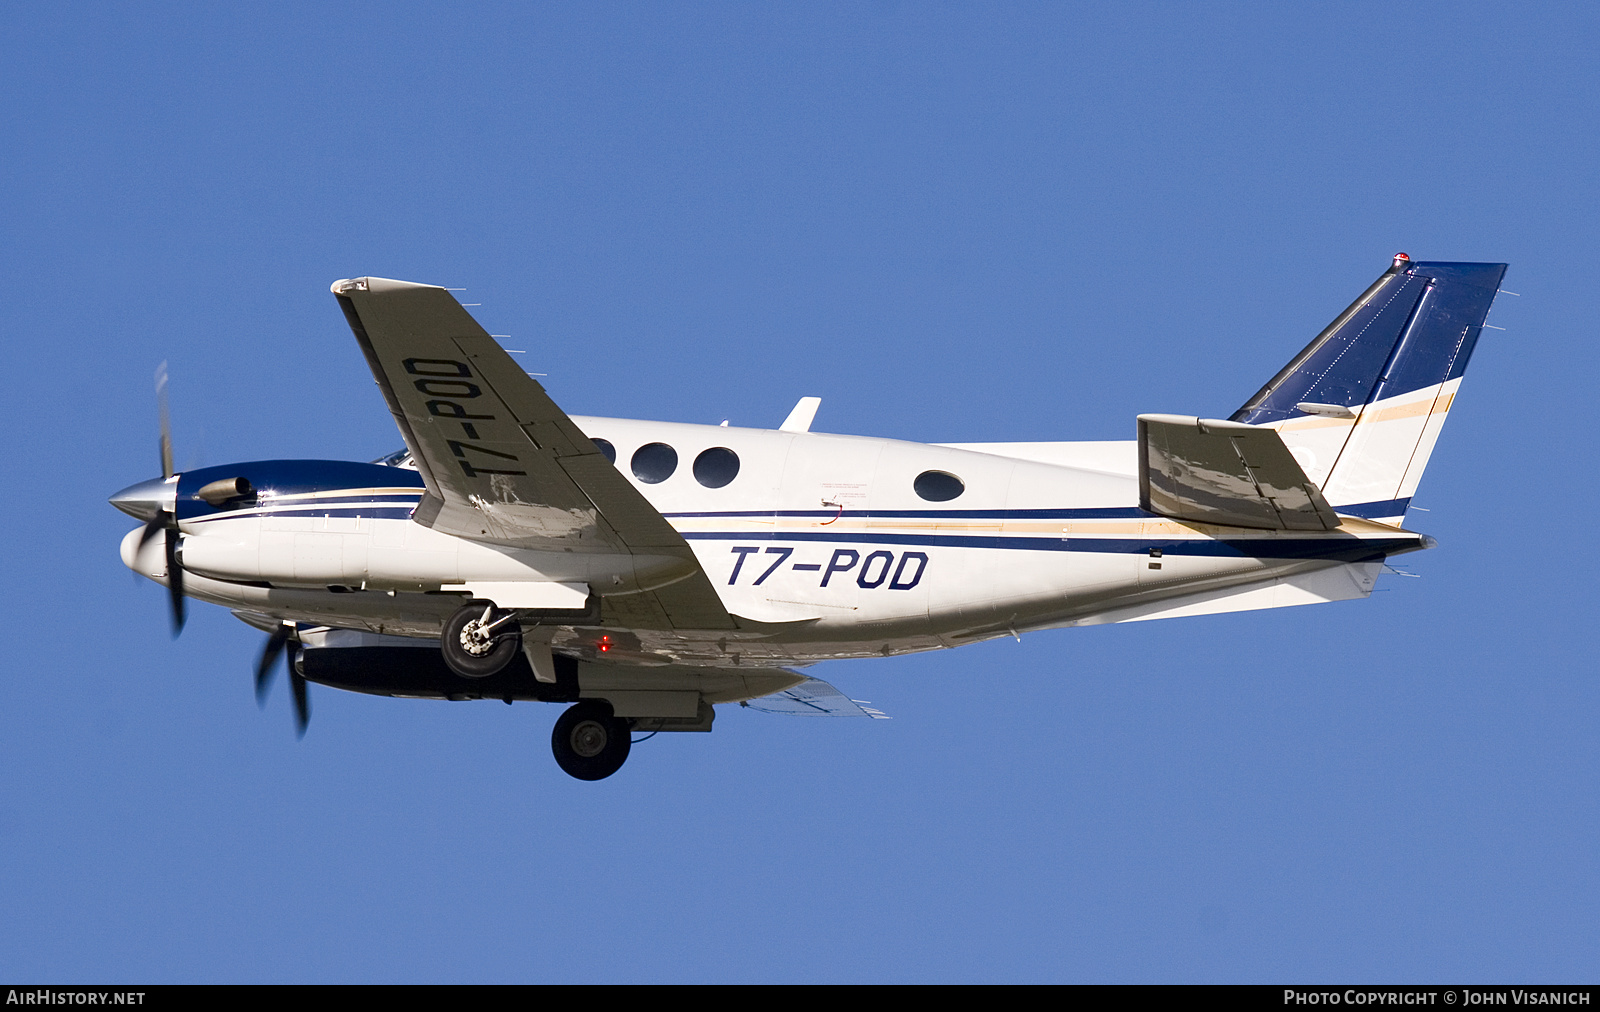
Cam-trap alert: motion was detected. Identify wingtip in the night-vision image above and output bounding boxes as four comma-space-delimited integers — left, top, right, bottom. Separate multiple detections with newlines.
330, 277, 442, 295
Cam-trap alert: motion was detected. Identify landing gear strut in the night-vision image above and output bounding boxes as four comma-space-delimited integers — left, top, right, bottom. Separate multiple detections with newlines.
551, 700, 631, 781
441, 602, 522, 678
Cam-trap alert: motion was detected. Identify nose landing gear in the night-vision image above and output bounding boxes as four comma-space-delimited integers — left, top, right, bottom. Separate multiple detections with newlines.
551, 700, 632, 780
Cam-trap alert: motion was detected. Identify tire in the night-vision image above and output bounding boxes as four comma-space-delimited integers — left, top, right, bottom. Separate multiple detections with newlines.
551, 700, 632, 781
441, 602, 522, 678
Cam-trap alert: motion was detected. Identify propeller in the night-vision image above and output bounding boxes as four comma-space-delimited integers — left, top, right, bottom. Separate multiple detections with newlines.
138, 362, 185, 636
255, 622, 310, 737
157, 360, 173, 480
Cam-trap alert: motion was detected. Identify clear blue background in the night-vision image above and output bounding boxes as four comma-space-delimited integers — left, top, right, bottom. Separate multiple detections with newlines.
1, 2, 1593, 983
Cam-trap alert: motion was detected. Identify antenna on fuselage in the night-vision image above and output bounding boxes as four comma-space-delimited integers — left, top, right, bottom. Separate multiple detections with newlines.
780, 396, 821, 433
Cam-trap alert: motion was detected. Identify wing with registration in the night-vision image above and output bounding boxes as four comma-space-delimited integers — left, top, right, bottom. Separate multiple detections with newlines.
332, 276, 734, 630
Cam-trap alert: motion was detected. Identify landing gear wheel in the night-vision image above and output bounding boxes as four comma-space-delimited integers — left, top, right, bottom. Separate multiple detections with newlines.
551, 701, 632, 781
441, 602, 522, 678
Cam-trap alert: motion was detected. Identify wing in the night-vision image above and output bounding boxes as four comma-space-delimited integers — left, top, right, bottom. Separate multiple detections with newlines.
1138, 413, 1339, 531
333, 276, 734, 630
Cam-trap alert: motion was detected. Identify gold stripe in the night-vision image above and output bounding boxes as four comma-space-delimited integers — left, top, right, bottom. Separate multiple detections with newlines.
1274, 391, 1456, 432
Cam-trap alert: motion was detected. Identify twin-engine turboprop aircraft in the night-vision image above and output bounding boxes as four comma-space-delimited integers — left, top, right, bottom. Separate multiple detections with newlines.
111, 253, 1506, 780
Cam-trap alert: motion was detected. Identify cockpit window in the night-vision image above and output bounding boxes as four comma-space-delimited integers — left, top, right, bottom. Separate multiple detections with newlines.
374, 448, 417, 470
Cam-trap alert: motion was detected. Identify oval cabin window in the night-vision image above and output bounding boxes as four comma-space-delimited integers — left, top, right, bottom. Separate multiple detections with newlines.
591, 438, 616, 464
693, 447, 740, 488
631, 442, 678, 484
913, 470, 965, 502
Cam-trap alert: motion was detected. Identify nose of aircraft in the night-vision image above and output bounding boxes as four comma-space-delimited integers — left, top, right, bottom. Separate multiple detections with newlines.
110, 475, 177, 521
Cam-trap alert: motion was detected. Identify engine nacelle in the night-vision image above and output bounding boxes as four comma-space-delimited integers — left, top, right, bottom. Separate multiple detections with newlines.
175, 519, 697, 596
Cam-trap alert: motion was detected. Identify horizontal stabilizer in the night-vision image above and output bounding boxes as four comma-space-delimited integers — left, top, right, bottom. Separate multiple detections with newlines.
1138, 414, 1339, 531
745, 678, 889, 718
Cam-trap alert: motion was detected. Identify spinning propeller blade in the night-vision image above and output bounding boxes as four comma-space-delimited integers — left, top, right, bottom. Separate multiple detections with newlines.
149, 363, 185, 636
138, 512, 165, 548
255, 625, 309, 737
165, 528, 185, 636
289, 650, 310, 739
156, 361, 173, 479
255, 624, 292, 705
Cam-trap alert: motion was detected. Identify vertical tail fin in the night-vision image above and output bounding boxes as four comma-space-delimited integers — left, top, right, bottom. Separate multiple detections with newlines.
1231, 254, 1507, 525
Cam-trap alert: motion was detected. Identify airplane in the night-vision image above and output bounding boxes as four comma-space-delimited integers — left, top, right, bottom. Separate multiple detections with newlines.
110, 253, 1507, 780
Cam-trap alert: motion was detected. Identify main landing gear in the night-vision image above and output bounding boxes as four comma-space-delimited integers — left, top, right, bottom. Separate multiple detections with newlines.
551, 700, 632, 781
440, 604, 635, 780
441, 602, 522, 678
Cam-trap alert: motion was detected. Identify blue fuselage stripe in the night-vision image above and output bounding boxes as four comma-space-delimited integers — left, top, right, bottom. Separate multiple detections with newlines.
679, 529, 1410, 561
188, 506, 421, 523
176, 474, 1414, 563
1331, 497, 1411, 518
663, 507, 1153, 520
664, 500, 1406, 522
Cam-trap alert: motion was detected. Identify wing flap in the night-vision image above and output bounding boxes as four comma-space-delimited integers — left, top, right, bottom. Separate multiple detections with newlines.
1138, 414, 1338, 531
556, 454, 690, 553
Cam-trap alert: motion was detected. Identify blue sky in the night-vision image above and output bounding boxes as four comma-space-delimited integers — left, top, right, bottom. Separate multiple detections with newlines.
2, 2, 1596, 982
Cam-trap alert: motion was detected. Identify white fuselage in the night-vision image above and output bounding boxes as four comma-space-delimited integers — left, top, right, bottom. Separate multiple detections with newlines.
122, 416, 1419, 667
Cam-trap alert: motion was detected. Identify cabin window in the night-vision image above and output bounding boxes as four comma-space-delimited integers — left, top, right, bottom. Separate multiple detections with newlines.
631, 442, 678, 483
693, 447, 740, 488
913, 470, 965, 502
591, 438, 616, 464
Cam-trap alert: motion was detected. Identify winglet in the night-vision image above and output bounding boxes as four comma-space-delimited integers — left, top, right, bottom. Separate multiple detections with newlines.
780, 396, 822, 433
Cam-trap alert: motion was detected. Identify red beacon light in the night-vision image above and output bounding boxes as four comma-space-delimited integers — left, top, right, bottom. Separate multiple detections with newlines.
1393, 252, 1411, 264
597, 635, 612, 654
